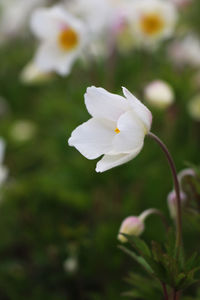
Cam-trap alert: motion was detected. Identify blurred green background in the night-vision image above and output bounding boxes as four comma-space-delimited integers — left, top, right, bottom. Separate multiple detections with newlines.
0, 1, 200, 299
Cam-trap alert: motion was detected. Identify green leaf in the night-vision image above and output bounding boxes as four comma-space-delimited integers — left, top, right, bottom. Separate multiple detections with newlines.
121, 234, 151, 257
119, 245, 153, 274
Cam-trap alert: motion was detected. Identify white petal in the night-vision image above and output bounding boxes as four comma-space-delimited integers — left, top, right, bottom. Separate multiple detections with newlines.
112, 111, 145, 154
85, 86, 129, 122
34, 42, 77, 75
68, 118, 115, 160
0, 138, 5, 165
30, 7, 61, 40
122, 87, 152, 132
96, 147, 143, 173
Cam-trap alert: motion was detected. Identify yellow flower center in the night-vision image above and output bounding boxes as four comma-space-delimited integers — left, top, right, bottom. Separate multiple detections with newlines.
140, 13, 164, 35
115, 128, 120, 134
58, 28, 79, 51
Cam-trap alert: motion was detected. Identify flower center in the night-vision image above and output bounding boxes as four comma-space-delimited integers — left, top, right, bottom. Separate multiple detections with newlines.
115, 128, 120, 134
58, 28, 79, 51
140, 13, 164, 35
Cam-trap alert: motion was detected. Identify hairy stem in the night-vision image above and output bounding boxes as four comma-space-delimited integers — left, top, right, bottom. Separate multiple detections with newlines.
148, 132, 182, 254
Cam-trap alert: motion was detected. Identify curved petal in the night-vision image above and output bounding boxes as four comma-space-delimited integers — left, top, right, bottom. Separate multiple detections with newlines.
34, 42, 77, 75
85, 86, 129, 122
111, 111, 145, 154
96, 146, 143, 172
122, 87, 152, 132
68, 118, 115, 160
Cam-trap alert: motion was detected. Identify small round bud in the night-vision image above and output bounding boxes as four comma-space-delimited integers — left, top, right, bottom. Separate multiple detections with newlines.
167, 190, 187, 219
118, 216, 144, 243
144, 80, 175, 109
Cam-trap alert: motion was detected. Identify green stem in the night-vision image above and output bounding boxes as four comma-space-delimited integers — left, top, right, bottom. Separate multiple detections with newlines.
148, 132, 182, 254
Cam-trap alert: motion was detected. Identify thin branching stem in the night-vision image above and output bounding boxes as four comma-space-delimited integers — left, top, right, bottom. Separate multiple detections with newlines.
148, 132, 182, 254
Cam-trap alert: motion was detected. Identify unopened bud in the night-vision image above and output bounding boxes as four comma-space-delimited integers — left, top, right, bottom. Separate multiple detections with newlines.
167, 190, 187, 219
144, 80, 175, 109
118, 209, 157, 243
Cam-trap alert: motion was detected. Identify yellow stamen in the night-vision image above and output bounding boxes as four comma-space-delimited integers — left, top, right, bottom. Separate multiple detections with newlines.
115, 128, 120, 134
58, 28, 79, 51
140, 13, 164, 35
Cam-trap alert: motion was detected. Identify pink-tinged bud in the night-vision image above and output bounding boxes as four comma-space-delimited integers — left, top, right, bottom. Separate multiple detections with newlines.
118, 209, 158, 243
167, 190, 187, 219
118, 216, 144, 243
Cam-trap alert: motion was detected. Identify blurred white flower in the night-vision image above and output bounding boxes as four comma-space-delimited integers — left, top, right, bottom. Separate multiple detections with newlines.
168, 35, 200, 68
30, 6, 88, 75
63, 256, 78, 274
65, 0, 113, 36
68, 86, 152, 172
144, 80, 175, 109
188, 94, 200, 121
0, 0, 46, 43
10, 120, 37, 142
127, 0, 178, 47
0, 138, 8, 186
118, 208, 158, 243
20, 61, 54, 85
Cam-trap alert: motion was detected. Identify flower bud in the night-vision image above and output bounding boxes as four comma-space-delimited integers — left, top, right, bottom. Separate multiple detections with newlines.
167, 190, 187, 219
118, 208, 158, 243
118, 216, 144, 243
144, 80, 175, 109
63, 256, 78, 274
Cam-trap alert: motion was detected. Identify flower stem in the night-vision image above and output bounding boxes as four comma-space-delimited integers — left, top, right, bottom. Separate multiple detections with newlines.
161, 282, 169, 300
148, 132, 182, 254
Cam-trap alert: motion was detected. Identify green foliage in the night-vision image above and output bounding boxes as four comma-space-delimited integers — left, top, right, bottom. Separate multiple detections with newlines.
120, 233, 200, 295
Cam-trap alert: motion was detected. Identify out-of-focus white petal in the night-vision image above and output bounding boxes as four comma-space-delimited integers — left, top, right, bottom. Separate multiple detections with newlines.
112, 111, 145, 154
85, 86, 128, 122
0, 138, 5, 165
96, 147, 143, 172
34, 42, 77, 75
68, 118, 115, 160
122, 87, 152, 132
30, 6, 61, 40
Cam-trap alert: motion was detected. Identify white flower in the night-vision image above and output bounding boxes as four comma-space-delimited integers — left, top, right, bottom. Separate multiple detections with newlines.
0, 138, 8, 186
127, 0, 178, 47
118, 208, 157, 243
144, 80, 175, 109
188, 94, 200, 121
20, 61, 54, 85
0, 0, 46, 44
68, 86, 152, 172
30, 5, 88, 75
65, 0, 113, 36
168, 35, 200, 68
